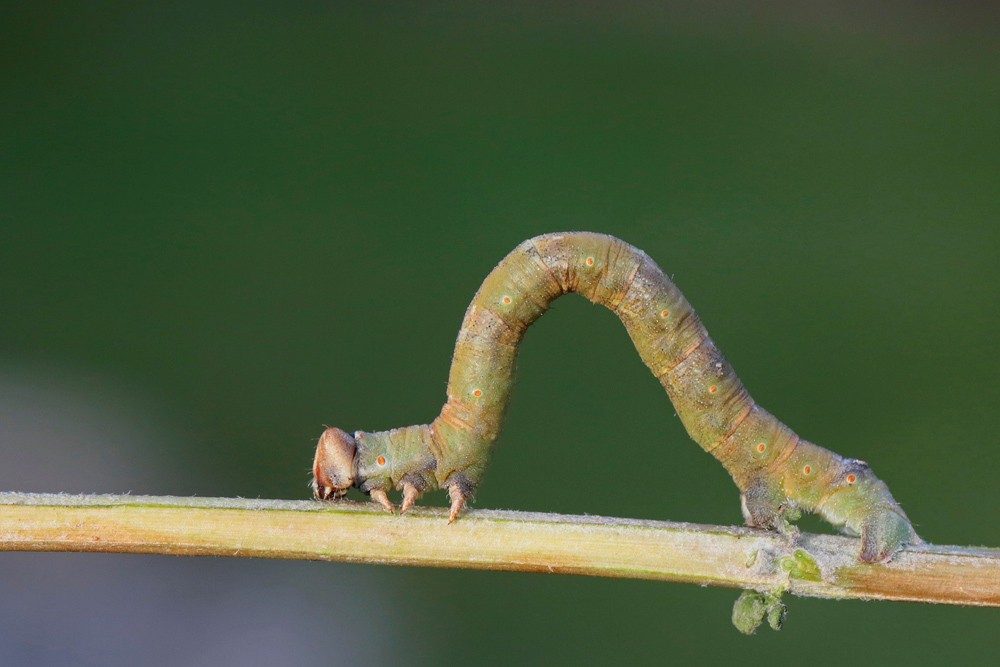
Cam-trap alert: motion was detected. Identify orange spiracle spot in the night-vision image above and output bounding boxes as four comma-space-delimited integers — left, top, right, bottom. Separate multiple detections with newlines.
472, 389, 483, 397
377, 455, 386, 466
757, 443, 766, 453
502, 295, 512, 304
803, 465, 812, 475
846, 474, 856, 484
585, 256, 595, 267
709, 385, 718, 393
660, 309, 670, 318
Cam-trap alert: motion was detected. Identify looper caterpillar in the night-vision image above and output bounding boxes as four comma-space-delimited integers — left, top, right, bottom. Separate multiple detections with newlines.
312, 232, 918, 563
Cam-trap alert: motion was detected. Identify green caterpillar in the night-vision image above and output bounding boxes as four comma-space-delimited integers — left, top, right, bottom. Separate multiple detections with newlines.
313, 232, 918, 563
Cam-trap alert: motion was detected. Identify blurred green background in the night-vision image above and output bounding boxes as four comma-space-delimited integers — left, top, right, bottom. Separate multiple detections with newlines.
2, 1, 998, 665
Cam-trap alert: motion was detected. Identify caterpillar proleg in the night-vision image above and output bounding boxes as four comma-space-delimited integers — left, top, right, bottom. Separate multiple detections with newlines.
313, 232, 918, 563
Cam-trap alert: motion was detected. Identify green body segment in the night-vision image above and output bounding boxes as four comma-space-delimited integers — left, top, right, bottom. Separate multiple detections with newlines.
347, 231, 917, 563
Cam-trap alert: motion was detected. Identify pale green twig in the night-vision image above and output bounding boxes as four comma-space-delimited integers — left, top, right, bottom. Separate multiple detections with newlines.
0, 492, 996, 607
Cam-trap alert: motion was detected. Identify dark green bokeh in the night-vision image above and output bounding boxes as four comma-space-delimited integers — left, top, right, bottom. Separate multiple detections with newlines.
2, 2, 998, 664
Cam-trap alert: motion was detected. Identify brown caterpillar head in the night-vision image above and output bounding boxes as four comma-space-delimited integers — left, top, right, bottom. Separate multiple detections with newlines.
312, 427, 357, 500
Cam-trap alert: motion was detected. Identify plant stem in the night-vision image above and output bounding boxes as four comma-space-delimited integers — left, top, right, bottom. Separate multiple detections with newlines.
0, 492, 996, 606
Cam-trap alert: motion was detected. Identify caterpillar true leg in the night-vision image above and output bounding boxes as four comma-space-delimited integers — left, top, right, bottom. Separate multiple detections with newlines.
447, 484, 468, 524
312, 232, 918, 563
400, 482, 421, 514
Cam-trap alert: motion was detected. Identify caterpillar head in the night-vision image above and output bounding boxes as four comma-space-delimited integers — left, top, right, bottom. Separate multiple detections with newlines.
312, 427, 357, 500
817, 459, 919, 563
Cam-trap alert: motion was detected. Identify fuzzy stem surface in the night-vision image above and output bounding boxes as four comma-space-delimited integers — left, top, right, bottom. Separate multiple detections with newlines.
0, 492, 996, 607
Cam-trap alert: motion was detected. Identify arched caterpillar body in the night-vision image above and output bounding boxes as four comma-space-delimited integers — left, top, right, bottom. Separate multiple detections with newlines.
313, 232, 918, 563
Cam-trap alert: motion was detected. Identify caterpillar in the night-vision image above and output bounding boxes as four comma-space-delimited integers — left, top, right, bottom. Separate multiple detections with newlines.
312, 231, 918, 563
